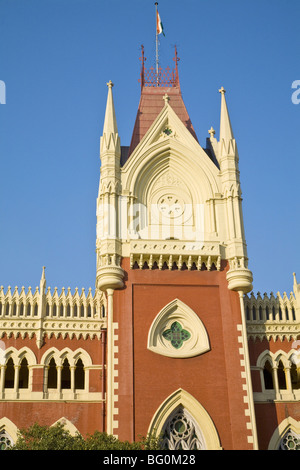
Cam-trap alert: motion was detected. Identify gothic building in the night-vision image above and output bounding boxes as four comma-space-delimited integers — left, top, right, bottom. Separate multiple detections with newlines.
0, 47, 299, 451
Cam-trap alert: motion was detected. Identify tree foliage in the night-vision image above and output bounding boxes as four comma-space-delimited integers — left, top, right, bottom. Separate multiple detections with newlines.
8, 422, 161, 451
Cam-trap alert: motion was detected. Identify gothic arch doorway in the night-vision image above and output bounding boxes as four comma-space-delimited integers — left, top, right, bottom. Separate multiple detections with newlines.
148, 388, 222, 450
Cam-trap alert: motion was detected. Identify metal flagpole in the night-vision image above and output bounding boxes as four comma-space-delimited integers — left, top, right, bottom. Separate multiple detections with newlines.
155, 2, 159, 85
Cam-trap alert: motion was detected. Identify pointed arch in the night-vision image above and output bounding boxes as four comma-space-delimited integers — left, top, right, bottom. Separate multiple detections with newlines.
0, 417, 18, 444
147, 298, 210, 358
161, 407, 206, 450
148, 389, 221, 450
4, 346, 37, 366
123, 102, 219, 201
41, 347, 92, 368
256, 350, 273, 369
41, 347, 61, 366
51, 418, 80, 437
126, 143, 218, 209
268, 417, 300, 450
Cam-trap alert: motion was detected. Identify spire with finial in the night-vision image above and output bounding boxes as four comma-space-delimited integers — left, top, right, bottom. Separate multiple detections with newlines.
293, 272, 299, 293
219, 87, 234, 143
208, 126, 216, 139
293, 272, 300, 315
100, 80, 120, 154
39, 266, 46, 295
163, 93, 170, 105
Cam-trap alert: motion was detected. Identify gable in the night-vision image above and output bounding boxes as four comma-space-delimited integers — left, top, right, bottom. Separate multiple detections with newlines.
127, 86, 198, 159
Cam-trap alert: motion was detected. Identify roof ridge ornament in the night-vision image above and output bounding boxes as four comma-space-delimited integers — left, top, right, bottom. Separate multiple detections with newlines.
208, 126, 215, 138
139, 45, 180, 89
163, 93, 170, 105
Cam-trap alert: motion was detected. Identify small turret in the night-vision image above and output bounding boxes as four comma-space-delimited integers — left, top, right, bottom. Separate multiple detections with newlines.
219, 86, 234, 143
218, 87, 252, 294
96, 81, 124, 293
39, 266, 46, 295
100, 81, 120, 155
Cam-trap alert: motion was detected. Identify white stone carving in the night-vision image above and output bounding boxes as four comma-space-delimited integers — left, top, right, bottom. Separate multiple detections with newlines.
147, 299, 210, 358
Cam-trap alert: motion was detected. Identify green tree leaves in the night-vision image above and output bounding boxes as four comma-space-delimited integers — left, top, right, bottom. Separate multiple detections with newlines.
8, 422, 161, 451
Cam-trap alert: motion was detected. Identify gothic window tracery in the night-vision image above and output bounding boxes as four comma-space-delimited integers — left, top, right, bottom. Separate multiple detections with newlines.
279, 429, 300, 450
148, 299, 210, 359
161, 408, 206, 450
162, 321, 191, 349
0, 430, 13, 450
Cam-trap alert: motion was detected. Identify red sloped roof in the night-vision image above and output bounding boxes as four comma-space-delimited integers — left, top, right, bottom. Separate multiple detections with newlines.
127, 85, 198, 160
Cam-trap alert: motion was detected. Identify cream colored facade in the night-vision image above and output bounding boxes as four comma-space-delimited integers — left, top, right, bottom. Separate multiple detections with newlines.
96, 83, 253, 293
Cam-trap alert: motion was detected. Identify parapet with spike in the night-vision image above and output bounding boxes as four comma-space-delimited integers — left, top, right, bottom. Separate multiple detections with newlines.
244, 273, 300, 341
0, 279, 106, 348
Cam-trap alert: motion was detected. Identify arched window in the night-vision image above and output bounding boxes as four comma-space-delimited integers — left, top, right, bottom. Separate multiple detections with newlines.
278, 361, 287, 390
266, 306, 270, 320
26, 303, 31, 316
12, 303, 16, 316
285, 307, 289, 321
18, 358, 29, 389
87, 304, 92, 317
66, 304, 71, 317
161, 407, 206, 450
4, 358, 14, 389
47, 358, 57, 388
75, 358, 85, 390
246, 306, 250, 321
20, 303, 24, 316
279, 429, 300, 450
34, 304, 38, 316
263, 360, 274, 390
61, 358, 71, 389
290, 364, 300, 390
101, 305, 105, 318
59, 304, 64, 317
0, 430, 13, 450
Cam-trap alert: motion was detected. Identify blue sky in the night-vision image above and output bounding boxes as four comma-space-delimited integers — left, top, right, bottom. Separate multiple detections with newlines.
0, 0, 299, 297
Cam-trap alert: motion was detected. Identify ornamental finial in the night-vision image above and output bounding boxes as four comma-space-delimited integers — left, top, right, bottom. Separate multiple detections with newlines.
107, 80, 114, 89
219, 86, 226, 94
163, 93, 170, 105
208, 126, 215, 138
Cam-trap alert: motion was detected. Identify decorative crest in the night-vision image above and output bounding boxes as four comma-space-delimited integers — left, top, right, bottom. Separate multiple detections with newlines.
139, 45, 180, 88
